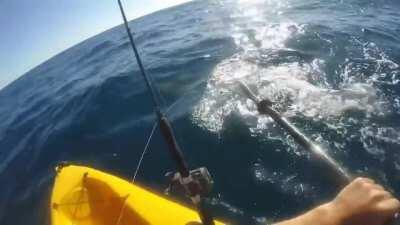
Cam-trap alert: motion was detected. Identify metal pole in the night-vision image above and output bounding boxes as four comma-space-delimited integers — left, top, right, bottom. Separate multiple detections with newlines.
116, 1, 215, 224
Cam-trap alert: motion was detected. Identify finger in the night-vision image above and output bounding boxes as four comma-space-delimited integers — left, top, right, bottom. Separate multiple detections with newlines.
371, 183, 385, 191
377, 199, 400, 215
379, 190, 394, 200
361, 177, 376, 184
354, 177, 375, 185
368, 184, 395, 200
370, 189, 392, 201
362, 182, 381, 189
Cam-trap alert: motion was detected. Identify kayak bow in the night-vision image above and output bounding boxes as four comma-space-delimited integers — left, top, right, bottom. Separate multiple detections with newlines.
51, 164, 226, 225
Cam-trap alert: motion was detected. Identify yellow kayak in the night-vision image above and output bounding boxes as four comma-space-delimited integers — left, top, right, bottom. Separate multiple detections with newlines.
51, 164, 226, 225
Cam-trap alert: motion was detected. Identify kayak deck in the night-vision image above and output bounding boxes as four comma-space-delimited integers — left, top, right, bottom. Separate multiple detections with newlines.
51, 165, 225, 225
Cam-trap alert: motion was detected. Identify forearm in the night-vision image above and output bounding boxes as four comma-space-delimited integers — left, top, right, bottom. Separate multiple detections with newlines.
273, 203, 342, 225
273, 178, 400, 225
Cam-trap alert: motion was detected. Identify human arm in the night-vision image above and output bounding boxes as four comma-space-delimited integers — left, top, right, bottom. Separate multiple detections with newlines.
273, 177, 400, 225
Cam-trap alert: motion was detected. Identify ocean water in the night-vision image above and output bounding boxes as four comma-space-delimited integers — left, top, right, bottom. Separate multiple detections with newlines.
1, 0, 400, 224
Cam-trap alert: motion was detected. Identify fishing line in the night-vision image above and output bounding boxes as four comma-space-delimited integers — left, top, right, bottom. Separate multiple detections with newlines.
116, 100, 192, 224
132, 122, 158, 182
130, 99, 189, 183
117, 1, 216, 224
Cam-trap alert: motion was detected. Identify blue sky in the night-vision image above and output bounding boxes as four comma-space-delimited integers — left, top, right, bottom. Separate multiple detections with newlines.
0, 0, 190, 90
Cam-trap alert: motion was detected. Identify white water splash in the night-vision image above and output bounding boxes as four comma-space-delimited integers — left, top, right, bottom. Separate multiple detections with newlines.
193, 0, 392, 136
360, 126, 400, 159
192, 54, 382, 133
193, 0, 400, 197
252, 162, 315, 197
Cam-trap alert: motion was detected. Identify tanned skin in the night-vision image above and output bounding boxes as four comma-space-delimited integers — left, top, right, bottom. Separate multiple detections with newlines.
274, 177, 400, 225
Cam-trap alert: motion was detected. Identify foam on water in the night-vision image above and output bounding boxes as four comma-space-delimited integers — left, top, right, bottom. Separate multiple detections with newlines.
252, 162, 313, 196
192, 53, 382, 133
192, 0, 400, 200
2, 1, 400, 224
194, 1, 383, 134
360, 126, 400, 158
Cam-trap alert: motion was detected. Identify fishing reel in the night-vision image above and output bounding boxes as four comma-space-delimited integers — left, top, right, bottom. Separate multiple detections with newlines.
165, 167, 214, 199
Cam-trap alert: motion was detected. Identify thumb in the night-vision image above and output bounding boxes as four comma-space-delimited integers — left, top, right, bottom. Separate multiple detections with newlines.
377, 199, 400, 216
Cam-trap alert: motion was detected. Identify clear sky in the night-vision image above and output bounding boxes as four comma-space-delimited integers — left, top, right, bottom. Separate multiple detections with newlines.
0, 0, 190, 90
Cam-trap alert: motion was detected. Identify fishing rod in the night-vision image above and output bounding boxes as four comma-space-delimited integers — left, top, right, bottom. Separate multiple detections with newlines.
116, 0, 400, 223
238, 81, 352, 186
117, 1, 215, 224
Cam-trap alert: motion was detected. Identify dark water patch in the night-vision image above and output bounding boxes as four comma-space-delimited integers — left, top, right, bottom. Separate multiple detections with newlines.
1, 0, 400, 224
362, 27, 400, 46
134, 28, 176, 44
168, 37, 237, 58
76, 40, 114, 63
251, 49, 315, 67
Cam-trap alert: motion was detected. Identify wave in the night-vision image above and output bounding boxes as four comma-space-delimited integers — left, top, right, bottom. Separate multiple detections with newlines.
1, 0, 400, 224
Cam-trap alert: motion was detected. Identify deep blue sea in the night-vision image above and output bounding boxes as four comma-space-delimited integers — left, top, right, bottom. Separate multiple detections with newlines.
1, 0, 400, 224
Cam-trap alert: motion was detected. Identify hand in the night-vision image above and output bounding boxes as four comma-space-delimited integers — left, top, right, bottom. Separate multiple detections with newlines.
327, 177, 400, 225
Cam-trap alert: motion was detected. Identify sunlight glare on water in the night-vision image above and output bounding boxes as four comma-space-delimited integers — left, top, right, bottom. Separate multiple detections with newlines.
192, 0, 400, 188
193, 4, 385, 134
1, 1, 400, 224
